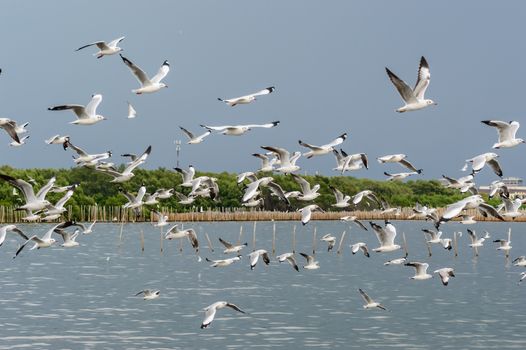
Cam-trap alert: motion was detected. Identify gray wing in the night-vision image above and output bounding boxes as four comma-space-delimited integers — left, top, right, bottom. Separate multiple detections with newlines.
413, 56, 431, 100
385, 67, 417, 104
399, 158, 419, 172
487, 158, 503, 177
120, 54, 150, 85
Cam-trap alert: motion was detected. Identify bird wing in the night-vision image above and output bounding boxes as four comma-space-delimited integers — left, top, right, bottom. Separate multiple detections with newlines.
267, 182, 291, 206
244, 121, 280, 129
123, 145, 152, 174
0, 174, 37, 202
298, 140, 322, 151
478, 203, 505, 221
218, 237, 233, 249
179, 126, 195, 140
300, 252, 313, 264
108, 36, 125, 48
261, 146, 290, 165
251, 86, 275, 97
75, 41, 105, 51
150, 60, 170, 84
201, 306, 217, 328
200, 124, 230, 131
324, 133, 347, 148
291, 174, 311, 194
399, 158, 419, 172
36, 176, 56, 200
54, 190, 74, 208
413, 56, 431, 100
0, 121, 21, 143
120, 54, 150, 85
330, 185, 344, 202
442, 200, 468, 220
353, 219, 368, 231
486, 158, 503, 177
385, 67, 417, 104
358, 288, 373, 303
48, 104, 86, 118
481, 120, 514, 143
85, 94, 102, 117
186, 229, 199, 250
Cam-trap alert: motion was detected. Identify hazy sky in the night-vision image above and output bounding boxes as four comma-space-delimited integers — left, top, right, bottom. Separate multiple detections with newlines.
1, 1, 525, 185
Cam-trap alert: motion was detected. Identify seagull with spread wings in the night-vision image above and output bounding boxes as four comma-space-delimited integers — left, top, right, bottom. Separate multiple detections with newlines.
201, 121, 279, 136
96, 146, 151, 182
180, 126, 212, 144
298, 133, 347, 158
75, 36, 125, 58
120, 54, 169, 94
48, 94, 106, 125
218, 86, 275, 106
481, 120, 524, 149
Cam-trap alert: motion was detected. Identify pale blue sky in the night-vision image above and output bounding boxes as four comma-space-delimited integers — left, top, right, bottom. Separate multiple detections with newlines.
0, 1, 525, 184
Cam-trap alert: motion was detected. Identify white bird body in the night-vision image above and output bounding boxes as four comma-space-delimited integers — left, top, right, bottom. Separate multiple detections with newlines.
300, 253, 320, 269
75, 36, 125, 58
298, 204, 323, 225
206, 256, 241, 267
201, 301, 245, 328
120, 55, 170, 94
202, 121, 279, 136
0, 174, 54, 212
405, 262, 432, 280
466, 152, 502, 177
261, 146, 301, 173
218, 87, 275, 106
358, 288, 387, 311
385, 56, 436, 113
291, 174, 320, 201
350, 242, 370, 257
248, 249, 270, 270
481, 120, 524, 149
320, 234, 337, 252
299, 133, 347, 158
48, 94, 106, 125
369, 221, 401, 252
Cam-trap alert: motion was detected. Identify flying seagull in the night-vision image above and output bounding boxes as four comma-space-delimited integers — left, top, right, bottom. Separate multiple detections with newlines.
48, 94, 106, 125
218, 87, 275, 107
369, 221, 401, 252
405, 262, 432, 280
0, 118, 22, 143
248, 249, 271, 270
75, 36, 125, 58
135, 290, 160, 300
434, 268, 455, 286
466, 152, 503, 177
218, 237, 247, 254
127, 102, 137, 119
180, 126, 212, 144
298, 133, 347, 158
276, 252, 299, 271
260, 146, 301, 173
320, 234, 337, 252
96, 145, 152, 182
206, 256, 242, 267
385, 56, 436, 112
481, 120, 524, 149
201, 301, 246, 329
0, 225, 28, 247
120, 54, 169, 94
299, 252, 320, 269
0, 174, 54, 211
201, 121, 279, 136
358, 289, 388, 311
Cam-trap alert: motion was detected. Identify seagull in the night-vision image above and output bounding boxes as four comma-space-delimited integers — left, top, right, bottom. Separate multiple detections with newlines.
350, 242, 370, 257
9, 135, 29, 147
248, 249, 271, 270
494, 229, 512, 253
276, 253, 299, 271
237, 172, 257, 184
127, 102, 137, 119
0, 118, 21, 143
201, 301, 246, 329
513, 256, 526, 267
330, 186, 351, 208
467, 229, 489, 248
466, 152, 503, 177
0, 174, 54, 211
120, 54, 169, 94
45, 135, 69, 148
439, 194, 503, 223
460, 215, 476, 225
14, 221, 78, 258
41, 189, 75, 220
164, 225, 199, 251
519, 272, 526, 284
340, 216, 368, 231
218, 87, 275, 107
143, 191, 160, 206
260, 146, 301, 173
242, 176, 274, 202
174, 191, 196, 205
440, 238, 453, 251
333, 149, 368, 173
488, 180, 508, 198
352, 190, 381, 207
242, 197, 264, 208
298, 204, 324, 225
384, 257, 407, 265
385, 56, 436, 113
481, 120, 524, 149
14, 122, 29, 134
135, 290, 160, 300
54, 228, 80, 248
0, 225, 28, 247
174, 166, 195, 187
377, 154, 421, 172
441, 174, 476, 193
434, 268, 455, 286
96, 145, 151, 182
500, 196, 524, 219
75, 36, 125, 58
252, 153, 277, 172
298, 133, 347, 158
151, 210, 169, 227
384, 170, 422, 181
299, 253, 320, 269
358, 289, 387, 311
120, 185, 146, 210
422, 229, 442, 244
64, 141, 111, 168
369, 221, 401, 252
81, 220, 97, 234
50, 183, 79, 193
180, 126, 212, 144
218, 237, 247, 254
201, 121, 279, 136
291, 174, 320, 201
206, 255, 242, 267
320, 234, 337, 252
405, 262, 432, 280
48, 94, 106, 125
156, 188, 174, 199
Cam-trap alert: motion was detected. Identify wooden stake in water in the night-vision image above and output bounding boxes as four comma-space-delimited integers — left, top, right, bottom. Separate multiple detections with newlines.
506, 228, 512, 258
119, 222, 124, 242
312, 226, 317, 255
205, 232, 214, 252
140, 229, 145, 252
160, 226, 164, 254
424, 233, 432, 257
453, 231, 458, 257
237, 225, 243, 245
292, 225, 296, 254
272, 221, 276, 255
252, 221, 257, 251
402, 232, 409, 257
336, 230, 346, 255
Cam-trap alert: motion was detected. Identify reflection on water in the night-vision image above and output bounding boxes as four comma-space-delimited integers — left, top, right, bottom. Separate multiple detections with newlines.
0, 220, 525, 349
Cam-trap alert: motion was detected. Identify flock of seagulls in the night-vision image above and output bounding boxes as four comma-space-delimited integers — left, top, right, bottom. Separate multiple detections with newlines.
0, 37, 524, 330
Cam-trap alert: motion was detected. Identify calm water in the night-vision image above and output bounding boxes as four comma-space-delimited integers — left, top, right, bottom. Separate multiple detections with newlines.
0, 220, 525, 349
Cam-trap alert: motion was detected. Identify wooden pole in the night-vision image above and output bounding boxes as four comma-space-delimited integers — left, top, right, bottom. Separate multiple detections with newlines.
312, 226, 317, 255
453, 232, 458, 257
237, 225, 243, 245
336, 230, 346, 255
402, 232, 409, 257
252, 221, 257, 251
205, 232, 214, 252
292, 224, 296, 254
272, 221, 276, 255
140, 229, 145, 252
119, 222, 124, 242
423, 233, 432, 257
160, 226, 164, 254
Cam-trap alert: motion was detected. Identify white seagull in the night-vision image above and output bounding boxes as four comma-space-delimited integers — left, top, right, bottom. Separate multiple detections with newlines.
218, 237, 247, 254
260, 146, 301, 173
385, 56, 436, 113
135, 290, 160, 300
201, 121, 279, 136
320, 234, 337, 252
481, 120, 524, 149
206, 255, 242, 267
164, 225, 199, 251
352, 190, 381, 207
201, 301, 246, 329
218, 87, 275, 107
127, 102, 137, 119
180, 126, 212, 144
466, 152, 503, 177
369, 221, 401, 252
252, 153, 277, 172
0, 118, 22, 144
298, 133, 347, 158
434, 268, 455, 286
96, 145, 152, 182
120, 54, 169, 94
350, 242, 370, 257
48, 94, 106, 125
330, 186, 351, 208
9, 135, 29, 147
358, 289, 388, 311
377, 154, 421, 172
0, 174, 54, 211
512, 256, 526, 267
405, 262, 432, 280
299, 253, 320, 270
0, 225, 28, 247
467, 229, 489, 248
81, 220, 97, 234
276, 252, 299, 271
298, 204, 324, 225
14, 222, 77, 258
45, 135, 69, 147
248, 249, 271, 270
55, 228, 81, 248
291, 174, 320, 201
75, 36, 125, 58
384, 170, 422, 181
174, 165, 195, 187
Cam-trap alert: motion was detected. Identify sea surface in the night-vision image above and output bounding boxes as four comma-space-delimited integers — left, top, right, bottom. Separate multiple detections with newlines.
0, 220, 525, 349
